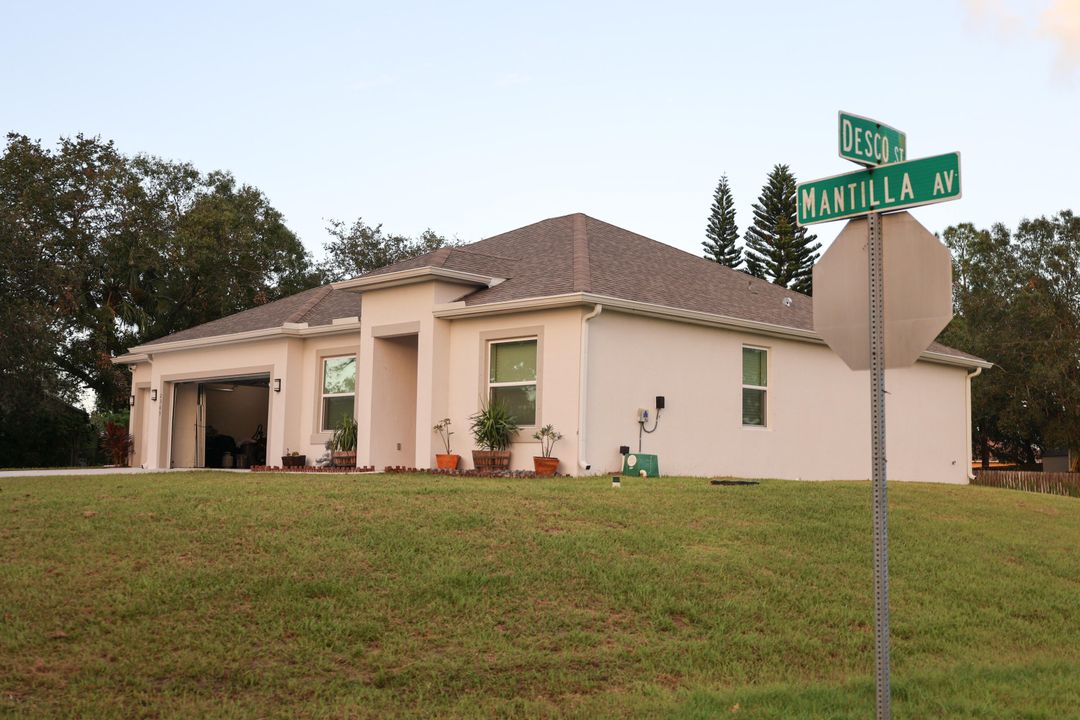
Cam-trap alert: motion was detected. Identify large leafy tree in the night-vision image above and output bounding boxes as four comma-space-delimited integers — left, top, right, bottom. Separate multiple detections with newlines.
319, 218, 453, 282
0, 133, 321, 430
744, 164, 820, 294
938, 211, 1080, 466
703, 175, 742, 268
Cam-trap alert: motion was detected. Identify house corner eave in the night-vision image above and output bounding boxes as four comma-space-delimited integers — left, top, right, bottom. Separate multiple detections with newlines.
332, 267, 502, 293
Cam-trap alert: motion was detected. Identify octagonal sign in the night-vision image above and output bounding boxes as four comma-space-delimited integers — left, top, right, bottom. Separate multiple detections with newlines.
812, 211, 953, 371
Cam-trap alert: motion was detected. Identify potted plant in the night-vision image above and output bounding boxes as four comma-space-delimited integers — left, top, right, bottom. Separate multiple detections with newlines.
330, 415, 358, 468
469, 398, 519, 472
532, 424, 562, 477
282, 449, 306, 468
433, 418, 460, 470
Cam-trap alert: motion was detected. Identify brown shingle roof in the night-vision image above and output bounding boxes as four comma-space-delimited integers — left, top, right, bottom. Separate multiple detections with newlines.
140, 286, 361, 346
136, 212, 983, 364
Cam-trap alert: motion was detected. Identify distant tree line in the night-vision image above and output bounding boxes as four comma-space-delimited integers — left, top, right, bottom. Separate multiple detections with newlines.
0, 133, 451, 467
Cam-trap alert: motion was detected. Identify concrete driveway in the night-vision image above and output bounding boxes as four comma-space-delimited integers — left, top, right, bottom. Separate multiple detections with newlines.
0, 468, 249, 478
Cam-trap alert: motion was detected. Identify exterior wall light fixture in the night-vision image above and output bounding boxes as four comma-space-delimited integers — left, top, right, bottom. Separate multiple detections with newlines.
151, 389, 158, 402
130, 394, 136, 406
273, 379, 282, 393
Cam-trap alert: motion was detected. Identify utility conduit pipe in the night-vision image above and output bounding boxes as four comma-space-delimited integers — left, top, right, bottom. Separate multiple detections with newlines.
578, 304, 603, 471
966, 366, 983, 482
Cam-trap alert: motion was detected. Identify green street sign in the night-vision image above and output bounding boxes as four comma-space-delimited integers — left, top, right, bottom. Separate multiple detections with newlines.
797, 152, 961, 226
839, 111, 907, 166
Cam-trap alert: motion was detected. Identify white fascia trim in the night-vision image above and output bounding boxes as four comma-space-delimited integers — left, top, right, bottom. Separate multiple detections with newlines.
332, 267, 502, 292
432, 293, 586, 317
921, 350, 993, 370
432, 292, 992, 369
116, 320, 363, 359
113, 352, 150, 366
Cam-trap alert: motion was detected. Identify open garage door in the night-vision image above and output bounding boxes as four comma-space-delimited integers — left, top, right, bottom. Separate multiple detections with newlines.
170, 374, 270, 469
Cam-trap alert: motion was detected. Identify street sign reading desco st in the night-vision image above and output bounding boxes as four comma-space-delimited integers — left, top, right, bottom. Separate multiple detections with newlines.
796, 152, 961, 226
839, 111, 906, 166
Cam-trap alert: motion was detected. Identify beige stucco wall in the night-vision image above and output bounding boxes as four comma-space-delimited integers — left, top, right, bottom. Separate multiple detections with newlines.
294, 332, 362, 461
585, 310, 971, 483
128, 365, 152, 468
443, 307, 585, 472
370, 335, 419, 467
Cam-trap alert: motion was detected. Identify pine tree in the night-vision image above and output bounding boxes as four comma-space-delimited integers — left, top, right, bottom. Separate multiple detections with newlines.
744, 164, 821, 294
702, 175, 742, 268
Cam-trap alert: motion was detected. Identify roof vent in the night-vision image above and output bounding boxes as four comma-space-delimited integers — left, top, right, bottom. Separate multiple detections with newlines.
783, 297, 793, 308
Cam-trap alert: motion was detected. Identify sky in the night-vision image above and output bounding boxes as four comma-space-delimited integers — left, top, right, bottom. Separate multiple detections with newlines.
3, 0, 1079, 259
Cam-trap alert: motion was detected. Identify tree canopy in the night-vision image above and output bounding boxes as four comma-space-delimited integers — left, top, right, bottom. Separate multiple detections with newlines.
318, 218, 453, 282
0, 133, 321, 440
939, 210, 1080, 465
744, 164, 820, 295
703, 175, 742, 268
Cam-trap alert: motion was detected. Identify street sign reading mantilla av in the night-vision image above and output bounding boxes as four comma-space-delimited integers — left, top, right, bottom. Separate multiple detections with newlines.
839, 111, 906, 166
796, 152, 961, 226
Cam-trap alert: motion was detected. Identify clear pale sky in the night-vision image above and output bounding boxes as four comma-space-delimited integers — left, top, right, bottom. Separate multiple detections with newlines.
3, 0, 1078, 258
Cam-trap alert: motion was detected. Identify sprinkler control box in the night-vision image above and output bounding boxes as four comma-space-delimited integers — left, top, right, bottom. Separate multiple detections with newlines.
622, 452, 659, 478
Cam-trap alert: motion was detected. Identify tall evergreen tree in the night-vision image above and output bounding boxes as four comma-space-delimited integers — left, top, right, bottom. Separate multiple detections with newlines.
744, 164, 821, 294
702, 175, 742, 268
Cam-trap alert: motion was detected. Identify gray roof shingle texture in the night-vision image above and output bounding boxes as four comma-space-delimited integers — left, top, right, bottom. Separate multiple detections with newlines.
139, 213, 980, 363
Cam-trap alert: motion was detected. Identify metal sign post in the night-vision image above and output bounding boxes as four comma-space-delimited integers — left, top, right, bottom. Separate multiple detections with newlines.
802, 112, 961, 720
867, 211, 891, 720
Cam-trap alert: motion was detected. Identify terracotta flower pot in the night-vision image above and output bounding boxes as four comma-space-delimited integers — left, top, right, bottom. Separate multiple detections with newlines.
472, 450, 512, 472
435, 453, 461, 470
332, 451, 357, 468
533, 456, 559, 477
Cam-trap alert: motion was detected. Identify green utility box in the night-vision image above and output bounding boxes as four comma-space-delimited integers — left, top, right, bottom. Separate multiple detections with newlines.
622, 453, 659, 477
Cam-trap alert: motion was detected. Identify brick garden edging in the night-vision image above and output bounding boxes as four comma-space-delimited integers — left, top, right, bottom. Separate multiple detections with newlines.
249, 465, 570, 478
251, 465, 376, 473
382, 466, 569, 478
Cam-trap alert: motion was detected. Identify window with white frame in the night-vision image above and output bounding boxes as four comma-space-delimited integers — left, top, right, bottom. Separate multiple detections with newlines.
742, 346, 768, 427
488, 338, 537, 426
320, 355, 356, 432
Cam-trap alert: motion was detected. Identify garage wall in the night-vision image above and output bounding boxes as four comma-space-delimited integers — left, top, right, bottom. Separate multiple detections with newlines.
169, 383, 200, 469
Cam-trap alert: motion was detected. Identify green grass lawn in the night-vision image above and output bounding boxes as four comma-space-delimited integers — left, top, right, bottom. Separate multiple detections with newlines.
2, 473, 1078, 719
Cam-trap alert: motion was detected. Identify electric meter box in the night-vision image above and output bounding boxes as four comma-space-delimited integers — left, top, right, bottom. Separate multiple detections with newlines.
622, 453, 659, 477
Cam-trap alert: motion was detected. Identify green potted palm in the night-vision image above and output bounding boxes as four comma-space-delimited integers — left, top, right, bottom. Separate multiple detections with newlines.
469, 398, 519, 472
330, 415, 358, 468
532, 424, 562, 477
433, 418, 460, 470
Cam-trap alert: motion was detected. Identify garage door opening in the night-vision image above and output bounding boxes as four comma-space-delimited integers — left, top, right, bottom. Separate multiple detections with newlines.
170, 375, 270, 469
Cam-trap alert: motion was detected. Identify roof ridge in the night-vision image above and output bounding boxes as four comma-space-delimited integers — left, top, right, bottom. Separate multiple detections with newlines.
572, 213, 591, 292
286, 285, 333, 324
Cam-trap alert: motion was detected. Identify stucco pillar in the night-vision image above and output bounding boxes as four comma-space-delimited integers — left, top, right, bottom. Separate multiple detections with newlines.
413, 315, 451, 468
355, 326, 376, 467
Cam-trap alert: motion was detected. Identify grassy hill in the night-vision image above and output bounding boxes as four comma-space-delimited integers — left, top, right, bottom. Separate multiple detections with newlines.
2, 473, 1078, 718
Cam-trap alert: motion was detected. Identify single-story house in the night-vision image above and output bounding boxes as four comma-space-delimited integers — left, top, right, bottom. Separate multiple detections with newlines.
114, 213, 990, 482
